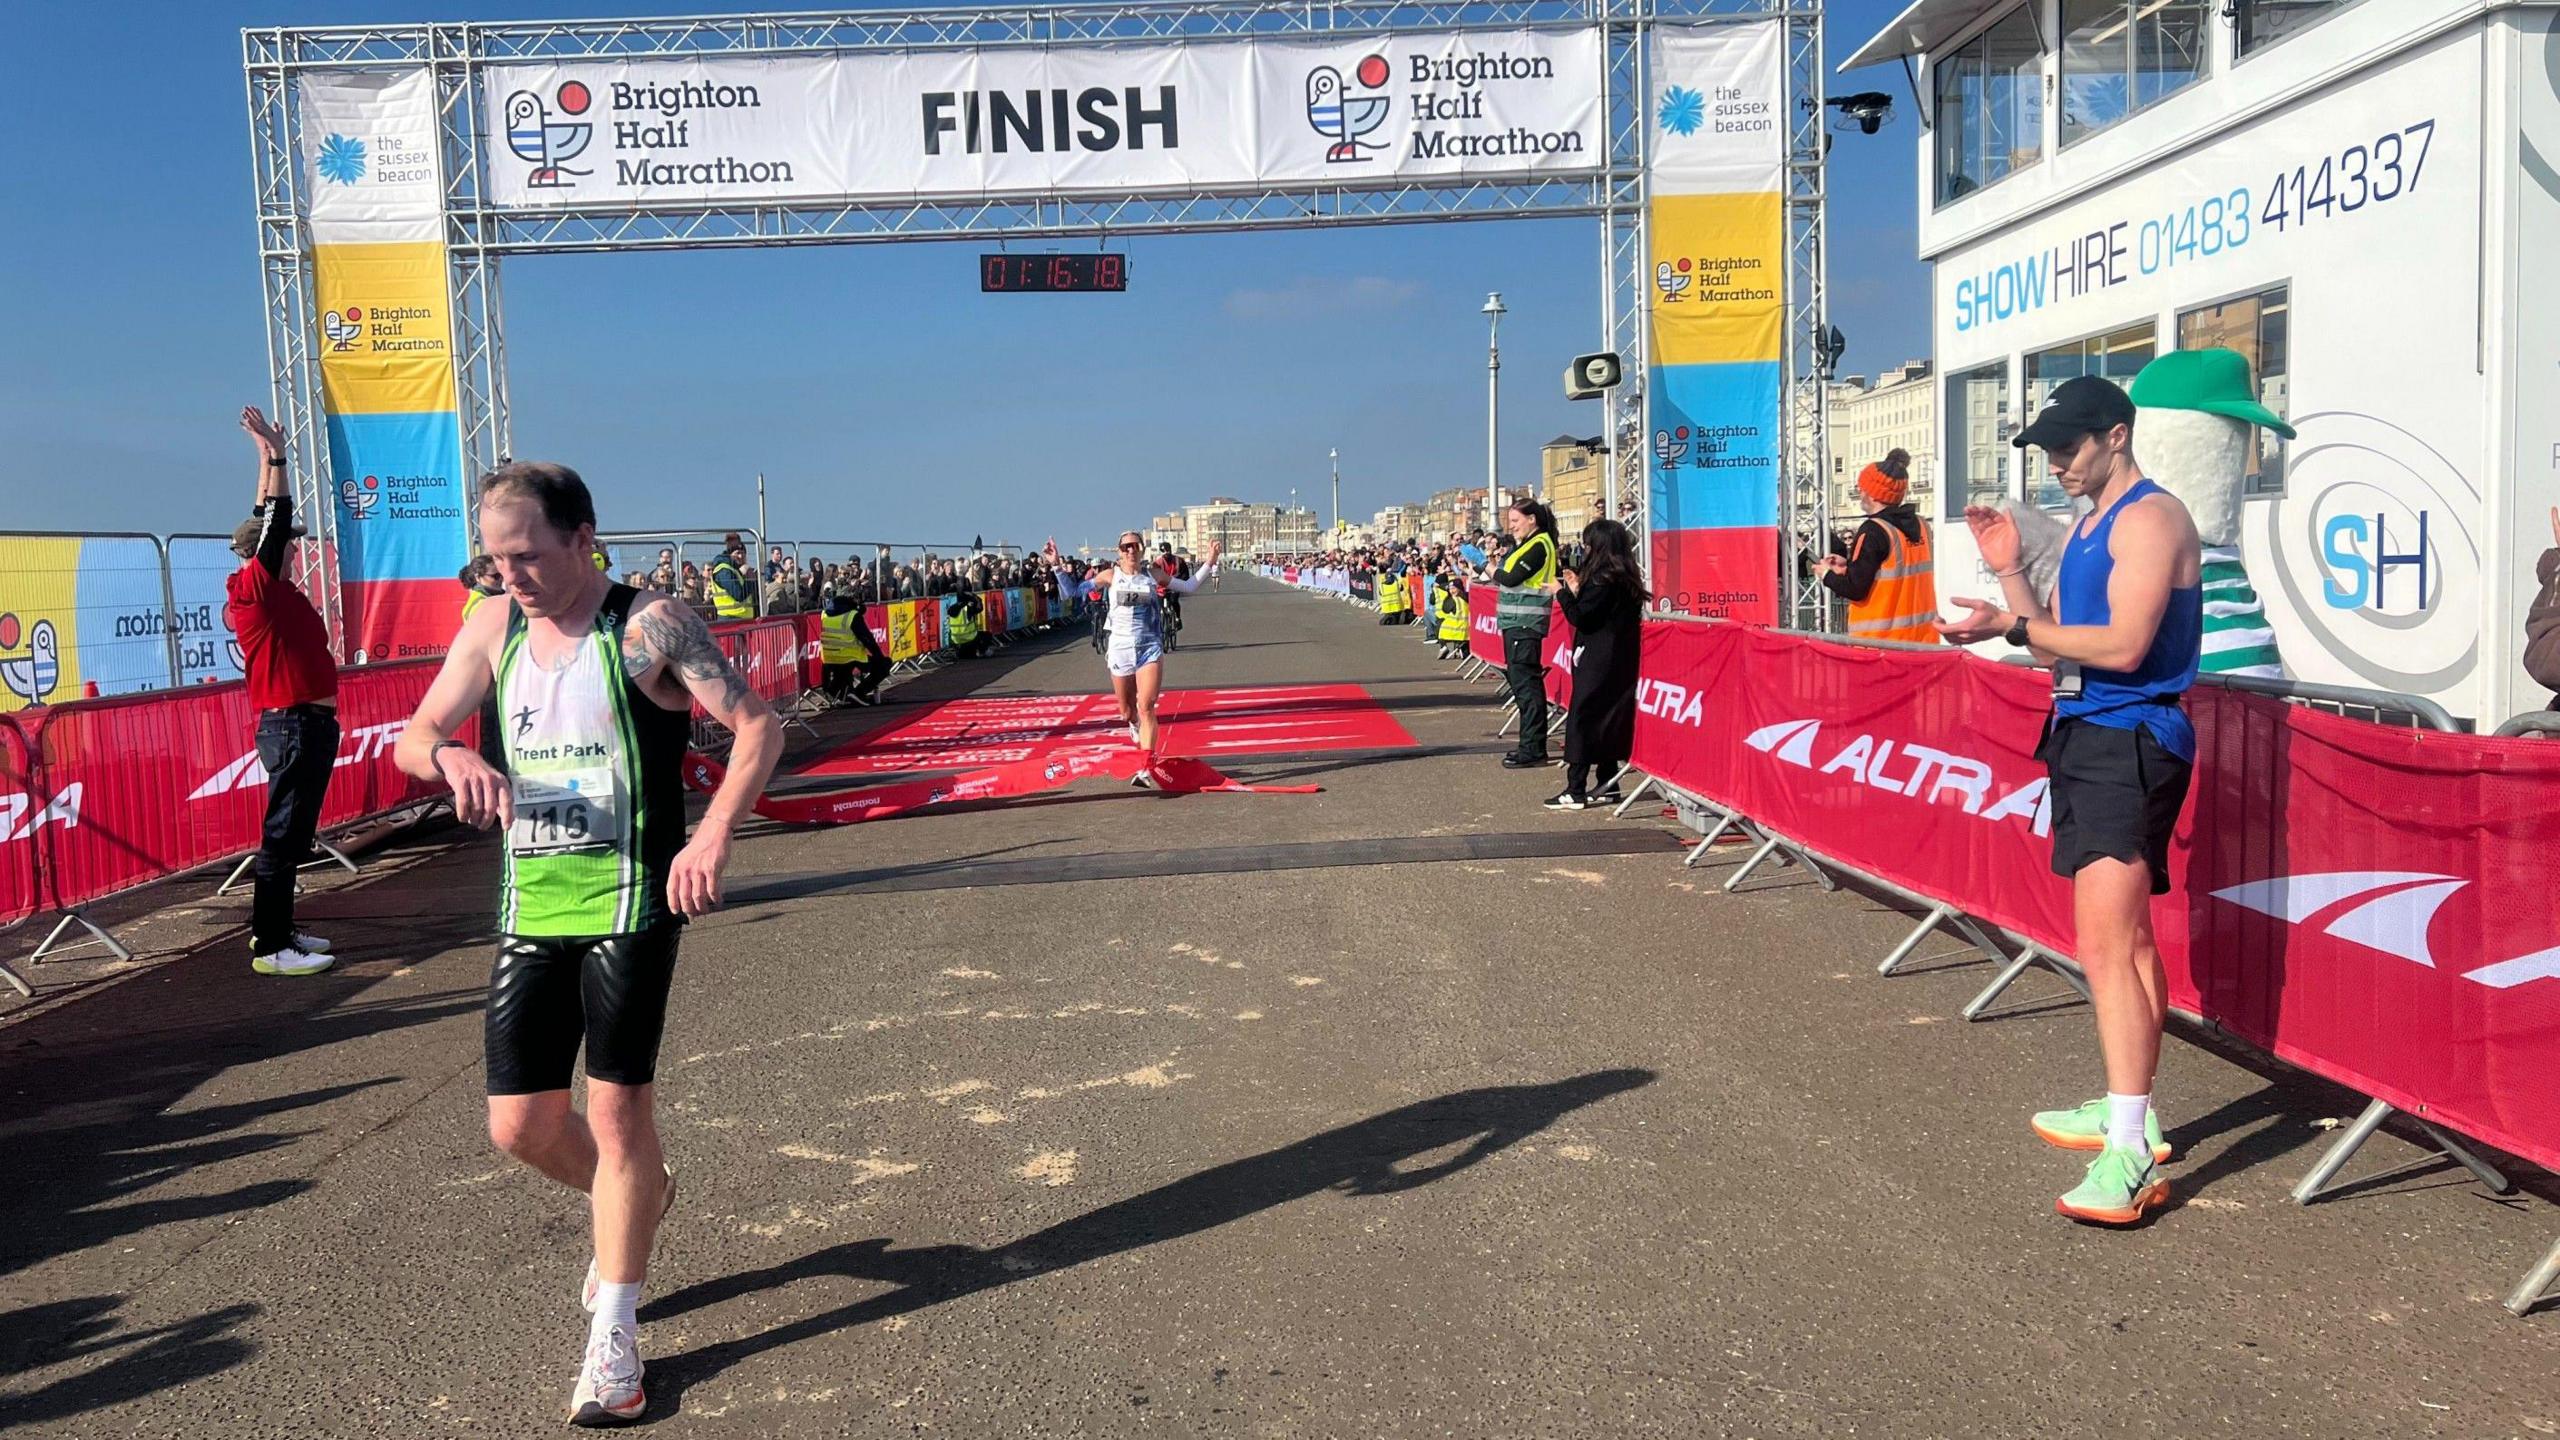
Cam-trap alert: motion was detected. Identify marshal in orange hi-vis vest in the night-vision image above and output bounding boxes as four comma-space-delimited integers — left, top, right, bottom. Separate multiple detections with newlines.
1846, 521, 1940, 645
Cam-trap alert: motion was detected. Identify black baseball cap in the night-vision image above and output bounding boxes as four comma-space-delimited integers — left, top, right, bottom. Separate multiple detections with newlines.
2013, 375, 2136, 450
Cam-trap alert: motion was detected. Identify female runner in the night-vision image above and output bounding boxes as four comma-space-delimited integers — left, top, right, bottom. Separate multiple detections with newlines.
1049, 533, 1220, 782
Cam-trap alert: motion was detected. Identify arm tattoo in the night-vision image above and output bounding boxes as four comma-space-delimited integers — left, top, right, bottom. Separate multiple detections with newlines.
635, 604, 751, 712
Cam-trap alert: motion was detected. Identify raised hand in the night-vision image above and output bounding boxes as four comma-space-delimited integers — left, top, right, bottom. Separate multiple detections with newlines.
240, 405, 287, 462
1964, 505, 2022, 574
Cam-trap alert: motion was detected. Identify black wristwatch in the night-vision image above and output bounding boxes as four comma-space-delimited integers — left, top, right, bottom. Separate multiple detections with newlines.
429, 738, 469, 776
265, 457, 287, 468
2003, 615, 2032, 648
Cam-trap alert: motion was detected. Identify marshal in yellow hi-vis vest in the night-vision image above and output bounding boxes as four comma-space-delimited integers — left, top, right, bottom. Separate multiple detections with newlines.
819, 607, 874, 663
1846, 522, 1940, 645
947, 602, 982, 645
1378, 573, 1408, 615
709, 559, 755, 619
1436, 590, 1467, 643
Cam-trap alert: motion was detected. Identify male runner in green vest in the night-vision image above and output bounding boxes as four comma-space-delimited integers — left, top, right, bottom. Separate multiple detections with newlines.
396, 461, 781, 1427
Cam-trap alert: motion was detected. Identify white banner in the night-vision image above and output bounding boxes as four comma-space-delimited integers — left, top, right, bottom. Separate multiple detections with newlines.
300, 69, 444, 243
1646, 22, 1784, 198
481, 28, 1603, 209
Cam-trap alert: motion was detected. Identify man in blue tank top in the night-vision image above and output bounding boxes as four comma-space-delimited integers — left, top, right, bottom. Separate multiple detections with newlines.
1938, 375, 2203, 1229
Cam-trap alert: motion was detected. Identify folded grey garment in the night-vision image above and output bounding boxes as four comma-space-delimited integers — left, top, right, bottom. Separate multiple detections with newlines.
2004, 500, 2072, 601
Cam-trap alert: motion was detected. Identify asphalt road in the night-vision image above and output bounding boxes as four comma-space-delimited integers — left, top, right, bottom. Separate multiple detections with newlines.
2, 573, 2555, 1439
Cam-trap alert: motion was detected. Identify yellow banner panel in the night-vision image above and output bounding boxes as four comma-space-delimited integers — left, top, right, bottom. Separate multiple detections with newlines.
313, 241, 457, 415
1648, 192, 1785, 366
886, 601, 919, 661
0, 537, 87, 712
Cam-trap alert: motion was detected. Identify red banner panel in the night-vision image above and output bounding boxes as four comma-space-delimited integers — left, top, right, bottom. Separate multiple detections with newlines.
1648, 527, 1778, 624
802, 684, 1414, 777
1630, 619, 2560, 1175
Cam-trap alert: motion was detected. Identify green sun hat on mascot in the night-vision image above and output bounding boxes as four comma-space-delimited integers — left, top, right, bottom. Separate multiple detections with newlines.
2127, 348, 2296, 439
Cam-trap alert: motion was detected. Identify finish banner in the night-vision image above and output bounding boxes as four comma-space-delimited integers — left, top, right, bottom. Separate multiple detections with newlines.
300, 69, 471, 665
481, 28, 1602, 210
1644, 21, 1784, 623
1630, 620, 2560, 1176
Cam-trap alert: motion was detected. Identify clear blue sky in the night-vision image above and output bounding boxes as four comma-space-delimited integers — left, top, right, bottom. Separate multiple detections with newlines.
0, 0, 1925, 548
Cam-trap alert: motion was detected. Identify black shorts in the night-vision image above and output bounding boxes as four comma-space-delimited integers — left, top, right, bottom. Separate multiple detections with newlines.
2038, 717, 2191, 895
484, 923, 684, 1095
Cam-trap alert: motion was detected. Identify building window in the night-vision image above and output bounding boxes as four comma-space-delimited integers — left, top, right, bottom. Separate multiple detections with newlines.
1933, 5, 2044, 205
2176, 285, 2291, 496
2236, 0, 2361, 58
2024, 321, 2156, 510
2061, 0, 2208, 145
1944, 361, 2012, 522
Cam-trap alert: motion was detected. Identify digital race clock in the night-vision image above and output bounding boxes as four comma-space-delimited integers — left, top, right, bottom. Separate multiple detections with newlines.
979, 253, 1128, 292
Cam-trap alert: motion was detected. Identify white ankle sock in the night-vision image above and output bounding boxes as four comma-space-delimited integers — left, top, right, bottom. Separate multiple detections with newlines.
590, 1280, 640, 1343
2105, 1092, 2150, 1154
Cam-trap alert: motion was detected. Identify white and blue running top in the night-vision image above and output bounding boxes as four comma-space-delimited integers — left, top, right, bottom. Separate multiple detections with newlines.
1060, 564, 1203, 675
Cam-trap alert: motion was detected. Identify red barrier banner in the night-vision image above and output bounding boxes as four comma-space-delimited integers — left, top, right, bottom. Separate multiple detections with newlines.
1542, 608, 1578, 709
1630, 620, 2560, 1175
709, 620, 802, 706
1405, 574, 1424, 616
983, 591, 1010, 635
792, 612, 826, 690
1467, 586, 1502, 666
1, 716, 41, 927
913, 599, 943, 655
28, 659, 454, 912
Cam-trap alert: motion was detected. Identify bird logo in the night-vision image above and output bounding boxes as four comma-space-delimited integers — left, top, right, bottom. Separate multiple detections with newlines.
1307, 56, 1394, 163
322, 307, 364, 352
504, 82, 594, 189
340, 474, 382, 520
0, 614, 62, 707
1652, 426, 1691, 472
1653, 260, 1692, 303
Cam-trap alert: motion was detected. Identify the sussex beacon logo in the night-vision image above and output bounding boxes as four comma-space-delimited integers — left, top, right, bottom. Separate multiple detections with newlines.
1307, 55, 1393, 163
316, 133, 367, 185
1658, 85, 1705, 138
340, 475, 382, 520
322, 307, 363, 353
505, 82, 594, 189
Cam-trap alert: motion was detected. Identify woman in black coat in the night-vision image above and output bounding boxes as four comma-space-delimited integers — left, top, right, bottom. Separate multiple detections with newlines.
1546, 519, 1647, 811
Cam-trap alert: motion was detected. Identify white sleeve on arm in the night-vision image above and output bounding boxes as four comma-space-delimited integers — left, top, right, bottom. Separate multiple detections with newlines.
1163, 572, 1204, 595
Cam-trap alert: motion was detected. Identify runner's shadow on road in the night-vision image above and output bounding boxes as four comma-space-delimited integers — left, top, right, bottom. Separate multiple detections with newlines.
640, 1068, 1655, 1415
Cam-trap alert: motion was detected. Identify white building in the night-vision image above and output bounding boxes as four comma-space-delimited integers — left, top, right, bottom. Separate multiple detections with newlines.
1844, 0, 2560, 723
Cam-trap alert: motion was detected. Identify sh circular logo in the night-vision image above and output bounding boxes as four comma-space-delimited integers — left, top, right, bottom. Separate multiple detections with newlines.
505, 81, 595, 189
1307, 55, 1392, 163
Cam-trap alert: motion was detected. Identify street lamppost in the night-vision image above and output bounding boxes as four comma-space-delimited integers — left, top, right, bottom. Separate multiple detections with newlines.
1481, 292, 1505, 534
1328, 448, 1339, 539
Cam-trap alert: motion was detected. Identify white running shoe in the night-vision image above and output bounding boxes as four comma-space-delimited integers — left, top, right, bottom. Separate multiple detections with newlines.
582, 1163, 677, 1313
291, 931, 333, 955
567, 1325, 646, 1427
250, 946, 334, 977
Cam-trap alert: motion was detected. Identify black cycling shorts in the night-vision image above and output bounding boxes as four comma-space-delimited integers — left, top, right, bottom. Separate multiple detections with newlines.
484, 923, 684, 1095
2038, 717, 2192, 896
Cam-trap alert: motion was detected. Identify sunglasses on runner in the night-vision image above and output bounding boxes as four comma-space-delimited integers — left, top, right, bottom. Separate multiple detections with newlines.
1119, 542, 1142, 552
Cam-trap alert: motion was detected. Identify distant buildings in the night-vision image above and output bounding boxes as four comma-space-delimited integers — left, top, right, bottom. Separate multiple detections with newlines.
1807, 360, 1937, 521
1540, 434, 1609, 539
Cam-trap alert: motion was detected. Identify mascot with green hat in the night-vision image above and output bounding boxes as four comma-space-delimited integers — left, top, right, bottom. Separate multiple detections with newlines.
2006, 347, 2295, 677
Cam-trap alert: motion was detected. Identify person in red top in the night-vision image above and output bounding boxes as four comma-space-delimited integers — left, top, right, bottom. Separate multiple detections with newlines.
224, 406, 342, 977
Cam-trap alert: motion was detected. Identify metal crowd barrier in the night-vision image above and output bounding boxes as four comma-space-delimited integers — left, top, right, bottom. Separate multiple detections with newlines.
1595, 618, 2552, 1319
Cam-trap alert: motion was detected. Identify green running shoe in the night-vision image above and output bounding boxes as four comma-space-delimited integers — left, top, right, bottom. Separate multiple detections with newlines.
2056, 1142, 2171, 1226
2030, 1099, 2170, 1163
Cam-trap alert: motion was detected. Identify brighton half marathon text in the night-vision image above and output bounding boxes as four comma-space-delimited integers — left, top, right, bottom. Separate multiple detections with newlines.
606, 79, 795, 185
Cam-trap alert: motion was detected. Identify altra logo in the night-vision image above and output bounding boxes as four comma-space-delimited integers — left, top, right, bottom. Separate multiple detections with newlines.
187, 720, 406, 800
1636, 677, 1705, 727
2211, 871, 2560, 990
1741, 717, 2051, 836
0, 783, 82, 844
